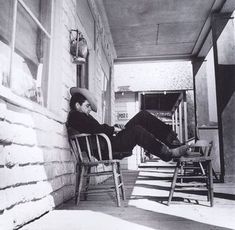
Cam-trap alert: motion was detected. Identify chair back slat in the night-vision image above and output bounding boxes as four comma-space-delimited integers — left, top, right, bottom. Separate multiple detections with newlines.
190, 140, 213, 157
97, 133, 113, 159
69, 136, 83, 162
69, 133, 114, 162
194, 140, 210, 147
96, 135, 103, 160
74, 137, 83, 161
69, 139, 78, 161
85, 136, 93, 161
206, 141, 213, 157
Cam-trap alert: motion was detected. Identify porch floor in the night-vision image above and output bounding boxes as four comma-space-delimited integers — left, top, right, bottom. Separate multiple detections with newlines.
22, 159, 235, 230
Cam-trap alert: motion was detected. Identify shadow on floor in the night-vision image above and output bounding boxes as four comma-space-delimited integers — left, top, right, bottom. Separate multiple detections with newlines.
21, 160, 235, 230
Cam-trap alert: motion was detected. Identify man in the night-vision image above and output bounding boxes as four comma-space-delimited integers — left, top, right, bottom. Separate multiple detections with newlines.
67, 87, 188, 161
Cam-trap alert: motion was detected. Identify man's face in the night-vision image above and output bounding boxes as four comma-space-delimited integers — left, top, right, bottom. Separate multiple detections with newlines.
77, 100, 92, 115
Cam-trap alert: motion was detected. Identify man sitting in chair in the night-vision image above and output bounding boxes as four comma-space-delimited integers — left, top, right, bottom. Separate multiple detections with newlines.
66, 87, 189, 162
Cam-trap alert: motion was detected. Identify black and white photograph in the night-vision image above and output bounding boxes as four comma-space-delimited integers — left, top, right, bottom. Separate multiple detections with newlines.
0, 0, 235, 229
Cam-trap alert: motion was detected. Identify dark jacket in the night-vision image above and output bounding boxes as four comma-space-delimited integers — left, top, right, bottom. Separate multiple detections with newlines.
67, 110, 114, 137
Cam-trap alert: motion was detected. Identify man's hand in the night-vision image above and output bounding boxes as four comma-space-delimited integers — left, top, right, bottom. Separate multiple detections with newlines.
114, 124, 125, 133
114, 124, 125, 129
114, 126, 122, 133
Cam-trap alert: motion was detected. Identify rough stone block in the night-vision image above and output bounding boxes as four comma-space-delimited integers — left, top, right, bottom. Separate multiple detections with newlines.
2, 145, 44, 166
3, 182, 53, 209
0, 100, 7, 120
51, 189, 64, 207
6, 109, 34, 128
63, 185, 75, 201
0, 122, 14, 144
7, 196, 55, 229
48, 176, 63, 192
0, 165, 48, 189
0, 190, 7, 211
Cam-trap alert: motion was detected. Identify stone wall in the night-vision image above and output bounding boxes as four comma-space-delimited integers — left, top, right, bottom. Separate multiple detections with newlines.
0, 0, 115, 229
0, 95, 74, 230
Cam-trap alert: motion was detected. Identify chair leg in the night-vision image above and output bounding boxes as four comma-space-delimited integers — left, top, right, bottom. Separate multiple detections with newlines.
180, 162, 184, 183
112, 163, 121, 207
84, 167, 91, 201
203, 162, 210, 202
206, 173, 210, 202
168, 162, 179, 206
117, 162, 126, 200
212, 168, 219, 182
199, 162, 206, 175
74, 164, 79, 204
208, 160, 214, 207
76, 165, 85, 205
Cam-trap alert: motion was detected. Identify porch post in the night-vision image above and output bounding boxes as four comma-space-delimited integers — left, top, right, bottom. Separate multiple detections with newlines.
179, 101, 183, 142
172, 113, 175, 132
183, 98, 188, 142
175, 109, 179, 137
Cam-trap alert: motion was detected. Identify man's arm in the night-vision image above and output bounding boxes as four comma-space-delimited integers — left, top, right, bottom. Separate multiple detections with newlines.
68, 111, 114, 137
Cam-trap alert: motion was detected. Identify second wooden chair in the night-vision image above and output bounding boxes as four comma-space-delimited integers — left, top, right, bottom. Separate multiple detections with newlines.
168, 140, 214, 206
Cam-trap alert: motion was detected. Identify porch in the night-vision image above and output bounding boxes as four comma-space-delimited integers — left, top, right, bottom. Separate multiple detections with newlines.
21, 158, 235, 230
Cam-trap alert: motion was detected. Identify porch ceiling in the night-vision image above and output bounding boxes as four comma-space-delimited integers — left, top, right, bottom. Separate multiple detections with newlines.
96, 0, 233, 63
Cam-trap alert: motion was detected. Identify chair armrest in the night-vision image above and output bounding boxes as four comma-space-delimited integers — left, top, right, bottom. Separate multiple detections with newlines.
70, 133, 113, 160
95, 133, 113, 160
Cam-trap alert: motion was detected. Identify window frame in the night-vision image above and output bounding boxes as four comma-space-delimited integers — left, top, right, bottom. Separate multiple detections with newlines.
1, 0, 54, 107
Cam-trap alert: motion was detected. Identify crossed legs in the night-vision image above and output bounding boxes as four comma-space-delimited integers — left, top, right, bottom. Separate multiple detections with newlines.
112, 110, 187, 161
125, 110, 180, 147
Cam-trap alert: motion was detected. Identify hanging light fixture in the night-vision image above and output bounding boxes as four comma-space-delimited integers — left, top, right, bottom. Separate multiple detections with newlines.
69, 29, 88, 64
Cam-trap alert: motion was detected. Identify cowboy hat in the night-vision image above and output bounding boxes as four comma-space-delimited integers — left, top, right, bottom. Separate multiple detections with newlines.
70, 87, 97, 112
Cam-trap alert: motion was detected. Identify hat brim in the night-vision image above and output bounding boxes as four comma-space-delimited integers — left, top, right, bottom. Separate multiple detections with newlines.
70, 87, 97, 112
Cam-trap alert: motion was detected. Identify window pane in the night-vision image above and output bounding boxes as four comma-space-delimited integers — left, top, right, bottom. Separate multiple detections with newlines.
10, 0, 51, 105
20, 0, 52, 33
0, 0, 13, 86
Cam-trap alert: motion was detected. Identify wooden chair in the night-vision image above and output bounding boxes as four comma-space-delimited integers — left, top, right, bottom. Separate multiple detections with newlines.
69, 133, 126, 207
168, 140, 214, 206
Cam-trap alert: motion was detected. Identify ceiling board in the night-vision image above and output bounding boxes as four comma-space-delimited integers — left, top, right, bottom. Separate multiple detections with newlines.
96, 0, 233, 62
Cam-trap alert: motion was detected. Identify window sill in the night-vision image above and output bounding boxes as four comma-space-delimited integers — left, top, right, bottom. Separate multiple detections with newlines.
0, 85, 64, 123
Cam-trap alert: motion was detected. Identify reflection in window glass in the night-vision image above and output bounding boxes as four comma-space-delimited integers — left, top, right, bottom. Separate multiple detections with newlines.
0, 0, 52, 106
0, 0, 13, 87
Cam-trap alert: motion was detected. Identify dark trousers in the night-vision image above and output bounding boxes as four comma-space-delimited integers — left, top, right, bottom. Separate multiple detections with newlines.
111, 110, 173, 160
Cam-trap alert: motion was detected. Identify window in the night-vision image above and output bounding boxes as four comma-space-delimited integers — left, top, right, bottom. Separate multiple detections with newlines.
0, 0, 52, 106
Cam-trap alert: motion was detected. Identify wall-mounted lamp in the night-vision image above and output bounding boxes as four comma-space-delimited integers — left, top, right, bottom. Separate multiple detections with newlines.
69, 29, 88, 64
